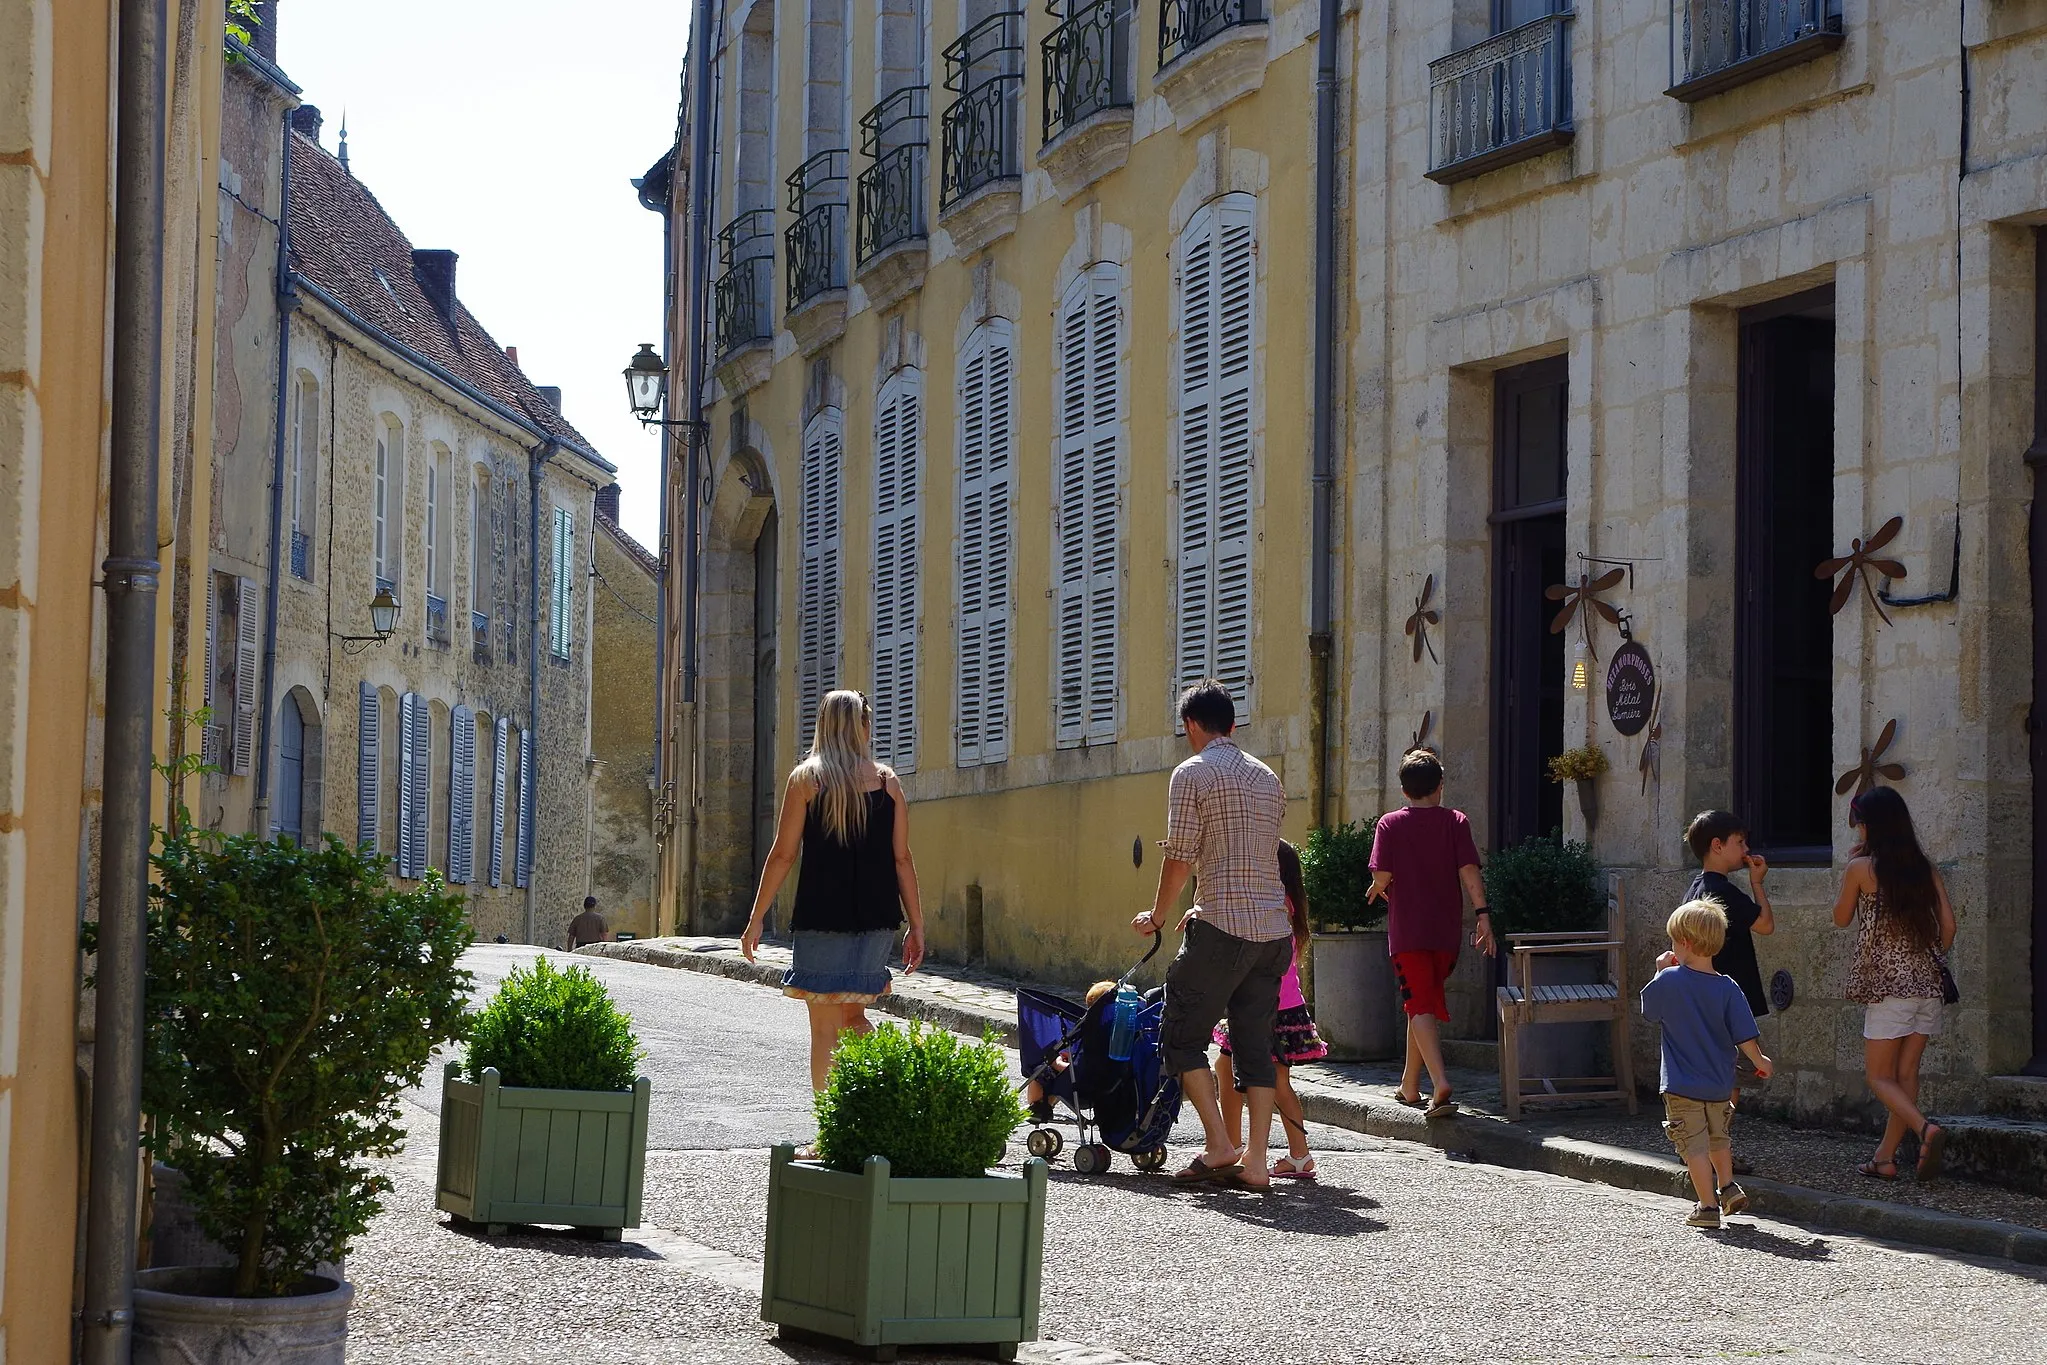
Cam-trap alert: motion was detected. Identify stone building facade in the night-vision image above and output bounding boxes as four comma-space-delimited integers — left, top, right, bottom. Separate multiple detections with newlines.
207, 83, 619, 949
590, 483, 661, 937
1343, 0, 2047, 1119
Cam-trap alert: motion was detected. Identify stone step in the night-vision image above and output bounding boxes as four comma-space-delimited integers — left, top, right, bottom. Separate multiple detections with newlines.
1442, 1038, 1499, 1071
1943, 1113, 2047, 1198
1986, 1074, 2047, 1122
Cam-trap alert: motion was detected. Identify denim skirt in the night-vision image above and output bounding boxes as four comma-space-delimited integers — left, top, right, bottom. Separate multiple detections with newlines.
782, 929, 896, 1004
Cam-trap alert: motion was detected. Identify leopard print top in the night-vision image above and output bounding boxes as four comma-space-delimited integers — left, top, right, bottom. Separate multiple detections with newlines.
1845, 890, 1943, 1004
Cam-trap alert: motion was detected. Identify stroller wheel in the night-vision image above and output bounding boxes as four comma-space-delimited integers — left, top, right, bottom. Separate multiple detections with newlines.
1026, 1128, 1064, 1159
1072, 1143, 1111, 1175
1132, 1147, 1169, 1173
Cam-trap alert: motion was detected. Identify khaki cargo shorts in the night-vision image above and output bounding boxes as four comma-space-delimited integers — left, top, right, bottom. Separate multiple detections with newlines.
1662, 1094, 1734, 1160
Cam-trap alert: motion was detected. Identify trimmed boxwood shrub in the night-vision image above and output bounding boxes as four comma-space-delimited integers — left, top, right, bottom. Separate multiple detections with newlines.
815, 1023, 1024, 1179
1482, 830, 1603, 939
465, 956, 645, 1092
1301, 818, 1382, 931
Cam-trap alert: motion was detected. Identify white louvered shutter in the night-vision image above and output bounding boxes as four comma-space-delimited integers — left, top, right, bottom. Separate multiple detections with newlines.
204, 576, 217, 710
357, 681, 379, 849
798, 410, 844, 753
956, 323, 1017, 767
515, 727, 536, 889
410, 696, 432, 877
232, 575, 260, 774
1176, 196, 1257, 715
449, 704, 474, 884
873, 372, 921, 772
397, 692, 418, 877
551, 506, 575, 659
1056, 267, 1121, 745
490, 716, 509, 887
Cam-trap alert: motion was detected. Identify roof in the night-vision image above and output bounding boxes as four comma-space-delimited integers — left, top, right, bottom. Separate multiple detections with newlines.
286, 131, 614, 472
597, 511, 661, 579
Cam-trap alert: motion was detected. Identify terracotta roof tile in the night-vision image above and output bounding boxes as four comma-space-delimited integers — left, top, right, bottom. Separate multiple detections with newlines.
597, 512, 661, 579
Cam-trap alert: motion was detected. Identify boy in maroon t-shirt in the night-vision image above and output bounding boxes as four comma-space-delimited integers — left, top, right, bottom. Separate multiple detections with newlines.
1367, 749, 1495, 1116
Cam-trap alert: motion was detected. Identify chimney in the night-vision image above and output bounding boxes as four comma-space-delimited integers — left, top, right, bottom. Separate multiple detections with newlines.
291, 103, 322, 144
504, 346, 519, 367
596, 483, 622, 523
252, 0, 279, 62
411, 249, 458, 328
536, 386, 563, 413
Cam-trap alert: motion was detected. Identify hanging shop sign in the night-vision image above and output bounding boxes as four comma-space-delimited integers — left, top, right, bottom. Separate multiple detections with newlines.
1605, 641, 1655, 737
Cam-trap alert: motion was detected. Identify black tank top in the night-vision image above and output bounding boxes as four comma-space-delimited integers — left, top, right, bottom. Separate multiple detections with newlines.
789, 786, 903, 934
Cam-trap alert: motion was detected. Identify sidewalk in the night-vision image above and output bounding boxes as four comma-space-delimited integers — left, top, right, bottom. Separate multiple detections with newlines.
584, 936, 2047, 1266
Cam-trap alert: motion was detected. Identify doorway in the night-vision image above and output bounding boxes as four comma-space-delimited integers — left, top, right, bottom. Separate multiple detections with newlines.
752, 506, 780, 884
278, 695, 304, 844
1491, 357, 1569, 850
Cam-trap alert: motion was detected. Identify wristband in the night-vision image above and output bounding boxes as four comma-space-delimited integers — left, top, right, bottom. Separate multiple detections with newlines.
1474, 908, 1492, 917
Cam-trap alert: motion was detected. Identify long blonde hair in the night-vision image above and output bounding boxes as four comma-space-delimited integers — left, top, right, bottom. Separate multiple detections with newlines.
796, 690, 875, 844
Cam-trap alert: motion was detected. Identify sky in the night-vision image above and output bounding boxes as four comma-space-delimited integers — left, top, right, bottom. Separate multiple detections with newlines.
277, 0, 690, 551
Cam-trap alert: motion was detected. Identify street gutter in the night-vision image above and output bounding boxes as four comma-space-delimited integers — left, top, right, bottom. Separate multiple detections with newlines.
584, 939, 2047, 1269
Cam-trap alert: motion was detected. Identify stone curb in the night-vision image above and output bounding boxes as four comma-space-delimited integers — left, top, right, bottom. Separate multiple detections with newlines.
584, 941, 2047, 1268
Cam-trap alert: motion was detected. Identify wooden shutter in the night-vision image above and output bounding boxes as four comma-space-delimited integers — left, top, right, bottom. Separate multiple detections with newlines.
957, 322, 1014, 767
551, 505, 574, 659
397, 692, 418, 877
873, 372, 921, 772
203, 574, 217, 710
449, 704, 474, 884
1176, 195, 1258, 714
798, 409, 844, 753
490, 715, 509, 888
1056, 266, 1121, 745
515, 727, 536, 889
410, 695, 432, 877
357, 681, 379, 849
232, 575, 260, 775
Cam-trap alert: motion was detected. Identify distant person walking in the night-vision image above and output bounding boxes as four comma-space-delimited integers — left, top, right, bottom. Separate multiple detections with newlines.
566, 896, 612, 951
742, 690, 928, 1093
1831, 786, 1956, 1181
1134, 679, 1294, 1192
1367, 749, 1495, 1117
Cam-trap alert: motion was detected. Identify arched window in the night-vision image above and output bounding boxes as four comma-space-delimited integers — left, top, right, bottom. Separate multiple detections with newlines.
1054, 264, 1122, 746
956, 320, 1014, 766
872, 369, 922, 771
426, 442, 452, 641
798, 407, 845, 751
374, 416, 406, 593
290, 373, 320, 579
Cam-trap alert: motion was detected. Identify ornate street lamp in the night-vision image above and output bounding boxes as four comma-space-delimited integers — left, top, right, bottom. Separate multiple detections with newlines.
623, 342, 668, 421
335, 586, 401, 655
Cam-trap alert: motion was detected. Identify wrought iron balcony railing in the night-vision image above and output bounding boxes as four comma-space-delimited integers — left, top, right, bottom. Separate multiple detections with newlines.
786, 151, 849, 311
375, 574, 395, 597
289, 527, 311, 580
1426, 12, 1573, 185
472, 610, 490, 665
1158, 0, 1262, 70
942, 11, 1025, 208
714, 210, 775, 358
858, 88, 930, 263
1667, 0, 1842, 102
1042, 0, 1132, 145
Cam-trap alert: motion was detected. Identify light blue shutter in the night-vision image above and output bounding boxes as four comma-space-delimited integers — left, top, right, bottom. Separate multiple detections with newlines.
798, 410, 844, 753
515, 727, 536, 889
872, 371, 920, 773
551, 506, 574, 659
356, 682, 379, 849
409, 694, 431, 877
957, 323, 1014, 767
490, 716, 509, 888
449, 704, 474, 884
397, 692, 418, 877
1056, 266, 1121, 745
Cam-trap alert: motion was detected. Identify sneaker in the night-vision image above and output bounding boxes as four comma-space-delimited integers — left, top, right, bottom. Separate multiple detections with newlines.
1687, 1203, 1723, 1229
1718, 1182, 1750, 1216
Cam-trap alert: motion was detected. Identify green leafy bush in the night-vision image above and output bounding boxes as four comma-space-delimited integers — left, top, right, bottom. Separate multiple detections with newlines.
465, 956, 645, 1092
1300, 818, 1382, 931
138, 834, 473, 1297
1481, 831, 1603, 939
815, 1023, 1025, 1179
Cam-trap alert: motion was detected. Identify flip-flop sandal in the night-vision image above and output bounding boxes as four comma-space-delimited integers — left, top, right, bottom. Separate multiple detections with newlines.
1269, 1155, 1317, 1180
1857, 1159, 1899, 1181
1393, 1093, 1427, 1109
1916, 1124, 1948, 1181
1220, 1170, 1273, 1193
1172, 1155, 1242, 1184
1424, 1093, 1458, 1119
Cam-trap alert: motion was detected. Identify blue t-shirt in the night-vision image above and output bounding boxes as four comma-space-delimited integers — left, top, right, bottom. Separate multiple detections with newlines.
1640, 965, 1759, 1102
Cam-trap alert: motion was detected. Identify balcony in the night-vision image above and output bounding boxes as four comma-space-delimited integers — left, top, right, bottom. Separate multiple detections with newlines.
1426, 12, 1574, 186
289, 527, 311, 580
472, 610, 490, 665
1040, 0, 1134, 200
1155, 0, 1267, 129
939, 10, 1025, 253
713, 209, 774, 394
785, 151, 849, 353
856, 88, 930, 310
426, 592, 449, 644
1667, 0, 1842, 102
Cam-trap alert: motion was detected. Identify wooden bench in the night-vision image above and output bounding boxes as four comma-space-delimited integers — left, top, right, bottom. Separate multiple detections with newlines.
1495, 872, 1638, 1121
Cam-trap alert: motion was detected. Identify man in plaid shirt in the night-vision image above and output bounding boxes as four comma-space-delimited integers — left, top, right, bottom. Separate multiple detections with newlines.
1133, 679, 1293, 1190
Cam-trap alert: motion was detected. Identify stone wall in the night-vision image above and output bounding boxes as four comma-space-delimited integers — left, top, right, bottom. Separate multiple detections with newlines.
590, 512, 660, 936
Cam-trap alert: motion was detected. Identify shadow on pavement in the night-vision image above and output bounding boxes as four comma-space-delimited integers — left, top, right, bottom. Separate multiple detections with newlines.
439, 1217, 664, 1261
1047, 1167, 1387, 1236
1708, 1223, 1834, 1261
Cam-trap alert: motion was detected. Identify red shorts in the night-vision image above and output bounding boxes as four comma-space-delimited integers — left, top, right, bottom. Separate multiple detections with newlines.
1393, 950, 1458, 1020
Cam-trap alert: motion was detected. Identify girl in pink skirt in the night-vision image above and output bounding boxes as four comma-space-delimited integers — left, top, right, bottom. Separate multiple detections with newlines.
1214, 840, 1328, 1179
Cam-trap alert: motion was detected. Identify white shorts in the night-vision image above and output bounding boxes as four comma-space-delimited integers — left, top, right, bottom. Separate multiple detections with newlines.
1863, 996, 1944, 1040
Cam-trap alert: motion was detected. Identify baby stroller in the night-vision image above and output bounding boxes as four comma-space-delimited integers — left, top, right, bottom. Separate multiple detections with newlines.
1015, 934, 1182, 1176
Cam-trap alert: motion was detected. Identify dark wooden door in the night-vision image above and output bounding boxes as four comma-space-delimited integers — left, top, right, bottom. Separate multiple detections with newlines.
277, 696, 304, 844
752, 507, 781, 885
2028, 231, 2047, 1075
1492, 357, 1569, 850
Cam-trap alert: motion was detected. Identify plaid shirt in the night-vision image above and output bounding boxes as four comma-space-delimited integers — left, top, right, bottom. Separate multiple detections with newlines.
1160, 737, 1291, 943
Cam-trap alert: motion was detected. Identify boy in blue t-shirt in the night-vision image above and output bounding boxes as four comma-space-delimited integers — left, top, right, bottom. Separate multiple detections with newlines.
1640, 899, 1774, 1229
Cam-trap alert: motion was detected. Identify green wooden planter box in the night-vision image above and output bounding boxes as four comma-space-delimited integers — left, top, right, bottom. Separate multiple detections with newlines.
761, 1144, 1047, 1362
434, 1061, 650, 1238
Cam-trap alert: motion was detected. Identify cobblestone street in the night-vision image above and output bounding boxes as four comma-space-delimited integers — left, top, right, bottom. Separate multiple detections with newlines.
345, 949, 2047, 1364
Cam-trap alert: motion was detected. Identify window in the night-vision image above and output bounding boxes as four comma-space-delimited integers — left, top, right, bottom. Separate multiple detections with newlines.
1174, 194, 1256, 717
472, 466, 494, 660
205, 572, 260, 775
957, 319, 1016, 766
374, 417, 405, 591
873, 370, 922, 772
1055, 266, 1123, 746
426, 444, 451, 641
1491, 358, 1568, 848
446, 702, 474, 884
550, 504, 576, 660
798, 407, 845, 751
289, 374, 318, 579
490, 715, 511, 887
516, 727, 536, 889
356, 681, 380, 849
396, 691, 430, 879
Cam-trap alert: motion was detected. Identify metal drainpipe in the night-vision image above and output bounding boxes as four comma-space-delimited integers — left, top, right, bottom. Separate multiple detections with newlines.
679, 0, 716, 933
251, 106, 298, 837
81, 0, 168, 1357
526, 439, 553, 944
1308, 0, 1341, 830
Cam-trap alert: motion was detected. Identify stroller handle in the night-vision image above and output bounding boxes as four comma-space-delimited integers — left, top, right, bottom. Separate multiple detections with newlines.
1119, 929, 1164, 986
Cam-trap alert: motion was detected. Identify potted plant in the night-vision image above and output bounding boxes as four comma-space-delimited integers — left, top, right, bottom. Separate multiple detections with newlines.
124, 833, 472, 1364
763, 1022, 1043, 1362
436, 956, 652, 1239
1482, 831, 1606, 1080
1548, 744, 1610, 830
1299, 818, 1398, 1060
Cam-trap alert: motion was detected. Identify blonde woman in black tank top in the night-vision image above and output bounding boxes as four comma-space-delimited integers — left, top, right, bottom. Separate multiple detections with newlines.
742, 690, 928, 1093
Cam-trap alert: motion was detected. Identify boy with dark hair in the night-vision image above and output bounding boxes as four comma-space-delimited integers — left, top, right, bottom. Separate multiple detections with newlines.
1675, 810, 1774, 1018
1367, 749, 1495, 1117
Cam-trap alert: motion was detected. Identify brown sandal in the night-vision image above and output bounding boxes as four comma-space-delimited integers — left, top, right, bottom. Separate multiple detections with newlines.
1916, 1124, 1948, 1181
1857, 1158, 1899, 1181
